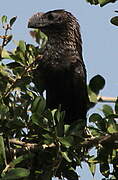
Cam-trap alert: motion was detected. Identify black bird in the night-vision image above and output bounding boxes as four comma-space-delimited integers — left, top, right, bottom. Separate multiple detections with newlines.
28, 9, 89, 125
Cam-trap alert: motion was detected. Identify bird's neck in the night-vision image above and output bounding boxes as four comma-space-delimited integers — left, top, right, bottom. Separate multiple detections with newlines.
44, 31, 78, 59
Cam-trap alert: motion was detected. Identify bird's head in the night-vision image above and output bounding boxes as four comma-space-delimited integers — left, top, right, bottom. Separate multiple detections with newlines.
28, 9, 76, 35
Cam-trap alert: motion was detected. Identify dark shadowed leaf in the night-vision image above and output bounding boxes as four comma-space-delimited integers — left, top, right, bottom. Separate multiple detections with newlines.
89, 75, 105, 95
111, 16, 118, 26
115, 98, 118, 114
0, 134, 6, 172
55, 109, 65, 137
64, 169, 78, 180
89, 113, 106, 131
9, 16, 17, 27
100, 162, 110, 178
89, 113, 103, 123
1, 168, 30, 179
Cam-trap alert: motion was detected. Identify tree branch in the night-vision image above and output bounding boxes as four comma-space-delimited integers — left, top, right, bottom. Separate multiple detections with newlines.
97, 96, 117, 103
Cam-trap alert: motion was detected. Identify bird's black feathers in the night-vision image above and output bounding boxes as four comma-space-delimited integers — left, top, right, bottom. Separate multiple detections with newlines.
28, 9, 89, 124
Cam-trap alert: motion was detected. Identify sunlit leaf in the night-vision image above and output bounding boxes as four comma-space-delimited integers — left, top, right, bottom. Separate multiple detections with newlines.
1, 49, 12, 59
19, 40, 26, 53
98, 0, 117, 7
1, 16, 7, 24
88, 162, 96, 176
102, 104, 113, 117
61, 151, 72, 162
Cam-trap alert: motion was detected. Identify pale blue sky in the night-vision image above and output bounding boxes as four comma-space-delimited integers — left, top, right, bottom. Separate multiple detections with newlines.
0, 1, 118, 179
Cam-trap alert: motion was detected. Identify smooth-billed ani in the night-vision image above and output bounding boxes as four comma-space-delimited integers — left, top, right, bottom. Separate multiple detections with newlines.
28, 9, 89, 125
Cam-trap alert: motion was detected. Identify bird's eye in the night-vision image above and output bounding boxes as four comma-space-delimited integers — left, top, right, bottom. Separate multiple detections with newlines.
48, 14, 54, 21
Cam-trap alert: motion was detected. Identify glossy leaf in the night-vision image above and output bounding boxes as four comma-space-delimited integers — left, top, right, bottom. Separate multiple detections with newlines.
61, 151, 72, 162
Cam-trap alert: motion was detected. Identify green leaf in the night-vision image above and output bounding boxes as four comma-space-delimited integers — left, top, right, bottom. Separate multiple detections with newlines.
88, 162, 96, 177
115, 98, 118, 114
1, 49, 12, 59
9, 16, 17, 27
88, 87, 97, 103
89, 113, 103, 123
102, 105, 113, 117
1, 16, 7, 24
0, 134, 6, 172
59, 136, 74, 148
1, 168, 30, 179
111, 16, 118, 26
32, 96, 46, 116
55, 109, 65, 137
89, 75, 105, 95
18, 40, 26, 53
61, 151, 72, 162
89, 113, 106, 131
107, 123, 117, 133
98, 0, 117, 7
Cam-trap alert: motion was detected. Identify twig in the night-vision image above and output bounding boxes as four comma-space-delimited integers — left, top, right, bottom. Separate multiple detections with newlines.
8, 133, 118, 155
97, 96, 117, 103
82, 132, 118, 149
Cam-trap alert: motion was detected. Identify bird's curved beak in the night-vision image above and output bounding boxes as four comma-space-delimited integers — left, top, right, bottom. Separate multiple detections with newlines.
28, 12, 44, 29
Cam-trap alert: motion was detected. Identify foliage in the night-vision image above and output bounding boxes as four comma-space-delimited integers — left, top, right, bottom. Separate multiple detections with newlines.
86, 0, 118, 27
86, 0, 117, 7
0, 13, 118, 180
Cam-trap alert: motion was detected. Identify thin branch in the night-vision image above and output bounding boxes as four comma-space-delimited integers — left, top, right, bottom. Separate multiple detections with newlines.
82, 132, 118, 149
97, 96, 117, 103
8, 133, 118, 156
